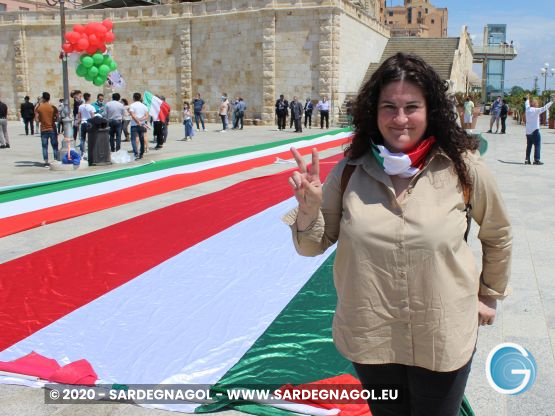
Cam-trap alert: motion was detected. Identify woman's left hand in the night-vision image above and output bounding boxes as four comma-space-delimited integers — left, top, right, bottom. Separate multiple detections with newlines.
478, 295, 497, 326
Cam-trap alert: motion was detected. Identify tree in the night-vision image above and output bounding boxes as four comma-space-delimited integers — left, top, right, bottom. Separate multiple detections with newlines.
510, 86, 525, 96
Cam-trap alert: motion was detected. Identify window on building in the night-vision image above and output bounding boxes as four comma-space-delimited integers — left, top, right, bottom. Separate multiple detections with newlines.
0, 3, 7, 11
431, 19, 435, 24
425, 8, 428, 13
388, 11, 393, 16
418, 11, 421, 18
407, 7, 412, 24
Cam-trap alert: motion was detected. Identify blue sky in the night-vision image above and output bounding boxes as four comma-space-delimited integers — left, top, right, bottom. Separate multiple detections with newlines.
387, 0, 555, 91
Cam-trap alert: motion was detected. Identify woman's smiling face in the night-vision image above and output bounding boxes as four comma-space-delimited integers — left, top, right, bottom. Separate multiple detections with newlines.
377, 80, 428, 153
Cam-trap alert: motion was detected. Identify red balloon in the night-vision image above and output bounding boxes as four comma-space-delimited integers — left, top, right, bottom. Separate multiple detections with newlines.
88, 34, 99, 46
86, 45, 98, 55
85, 23, 96, 36
104, 31, 115, 43
98, 43, 107, 53
102, 19, 113, 30
62, 43, 73, 53
73, 24, 85, 34
98, 24, 108, 34
77, 37, 89, 51
66, 31, 80, 44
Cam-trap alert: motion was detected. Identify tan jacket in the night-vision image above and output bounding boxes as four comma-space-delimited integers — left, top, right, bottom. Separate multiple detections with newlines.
283, 149, 512, 372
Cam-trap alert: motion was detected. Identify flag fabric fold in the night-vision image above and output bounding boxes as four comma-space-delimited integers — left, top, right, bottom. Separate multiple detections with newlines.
144, 90, 171, 122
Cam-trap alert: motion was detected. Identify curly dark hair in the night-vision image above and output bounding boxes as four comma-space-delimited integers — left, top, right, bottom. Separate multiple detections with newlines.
345, 53, 479, 192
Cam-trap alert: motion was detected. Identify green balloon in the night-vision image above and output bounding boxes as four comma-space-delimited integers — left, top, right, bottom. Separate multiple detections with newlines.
84, 73, 95, 82
87, 66, 99, 78
109, 61, 117, 71
76, 64, 88, 77
81, 56, 94, 68
103, 55, 112, 66
93, 76, 105, 86
98, 64, 110, 76
92, 53, 104, 66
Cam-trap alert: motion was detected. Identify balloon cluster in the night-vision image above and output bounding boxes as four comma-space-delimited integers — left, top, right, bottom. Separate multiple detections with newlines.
62, 19, 119, 87
76, 53, 118, 86
62, 19, 115, 55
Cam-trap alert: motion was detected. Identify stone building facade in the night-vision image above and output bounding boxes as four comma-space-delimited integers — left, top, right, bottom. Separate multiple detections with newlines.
0, 0, 389, 123
382, 0, 447, 38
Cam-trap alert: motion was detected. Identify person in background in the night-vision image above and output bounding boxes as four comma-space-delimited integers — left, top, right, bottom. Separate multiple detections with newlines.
56, 99, 64, 134
500, 99, 509, 134
316, 95, 330, 129
275, 94, 288, 131
232, 96, 240, 130
285, 53, 512, 416
193, 93, 205, 132
105, 92, 125, 152
92, 93, 105, 116
463, 96, 474, 130
183, 101, 194, 141
524, 93, 554, 165
34, 91, 59, 165
76, 92, 96, 156
0, 93, 9, 149
20, 95, 36, 136
34, 96, 42, 134
304, 98, 313, 129
219, 93, 230, 132
71, 90, 83, 143
487, 96, 502, 133
129, 92, 149, 159
233, 97, 246, 130
290, 96, 304, 133
121, 98, 131, 142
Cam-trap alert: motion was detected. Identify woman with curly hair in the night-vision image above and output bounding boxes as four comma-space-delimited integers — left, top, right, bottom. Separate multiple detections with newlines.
284, 53, 512, 415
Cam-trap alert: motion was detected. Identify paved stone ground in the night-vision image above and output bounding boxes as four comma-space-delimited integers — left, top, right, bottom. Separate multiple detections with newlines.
1, 116, 554, 415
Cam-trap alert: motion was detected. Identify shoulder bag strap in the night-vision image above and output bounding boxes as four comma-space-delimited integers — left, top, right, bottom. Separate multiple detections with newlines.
463, 185, 472, 241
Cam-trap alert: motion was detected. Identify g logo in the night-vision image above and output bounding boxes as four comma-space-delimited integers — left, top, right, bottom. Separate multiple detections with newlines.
486, 343, 537, 395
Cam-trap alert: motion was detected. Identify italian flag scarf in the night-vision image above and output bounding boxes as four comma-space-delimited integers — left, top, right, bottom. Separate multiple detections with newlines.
371, 136, 436, 178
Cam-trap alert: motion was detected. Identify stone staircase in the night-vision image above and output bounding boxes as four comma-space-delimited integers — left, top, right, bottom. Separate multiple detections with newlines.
337, 37, 460, 126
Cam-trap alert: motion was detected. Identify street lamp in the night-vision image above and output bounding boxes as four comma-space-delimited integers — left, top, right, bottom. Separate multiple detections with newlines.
46, 0, 81, 159
540, 62, 555, 95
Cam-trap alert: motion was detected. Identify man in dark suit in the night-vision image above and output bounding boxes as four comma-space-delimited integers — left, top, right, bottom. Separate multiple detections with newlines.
275, 94, 288, 131
20, 96, 36, 135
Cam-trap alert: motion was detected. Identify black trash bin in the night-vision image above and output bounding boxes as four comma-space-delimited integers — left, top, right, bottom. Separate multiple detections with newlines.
87, 116, 112, 166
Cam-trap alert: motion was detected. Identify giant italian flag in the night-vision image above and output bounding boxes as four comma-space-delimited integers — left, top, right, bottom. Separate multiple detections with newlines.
0, 133, 475, 415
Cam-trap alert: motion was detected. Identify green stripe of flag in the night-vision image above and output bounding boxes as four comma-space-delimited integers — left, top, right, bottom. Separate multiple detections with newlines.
0, 128, 350, 204
197, 251, 475, 416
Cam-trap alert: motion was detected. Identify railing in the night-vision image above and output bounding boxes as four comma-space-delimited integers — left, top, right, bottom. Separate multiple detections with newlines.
473, 45, 517, 56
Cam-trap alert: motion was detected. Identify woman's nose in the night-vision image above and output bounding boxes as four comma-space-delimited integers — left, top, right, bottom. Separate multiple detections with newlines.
393, 109, 408, 123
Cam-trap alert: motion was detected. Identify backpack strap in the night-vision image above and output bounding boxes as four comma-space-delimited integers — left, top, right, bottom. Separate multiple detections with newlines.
463, 185, 472, 242
341, 163, 356, 199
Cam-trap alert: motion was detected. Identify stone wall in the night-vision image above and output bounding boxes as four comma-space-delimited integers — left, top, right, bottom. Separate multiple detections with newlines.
449, 25, 475, 93
338, 11, 388, 97
0, 0, 389, 123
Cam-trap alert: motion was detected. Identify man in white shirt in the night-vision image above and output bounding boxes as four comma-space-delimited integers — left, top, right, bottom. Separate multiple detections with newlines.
129, 92, 149, 159
104, 92, 125, 152
524, 93, 554, 165
316, 95, 330, 129
76, 92, 96, 155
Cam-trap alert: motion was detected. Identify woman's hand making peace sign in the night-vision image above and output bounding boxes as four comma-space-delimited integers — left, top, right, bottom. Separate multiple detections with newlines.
289, 147, 323, 230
